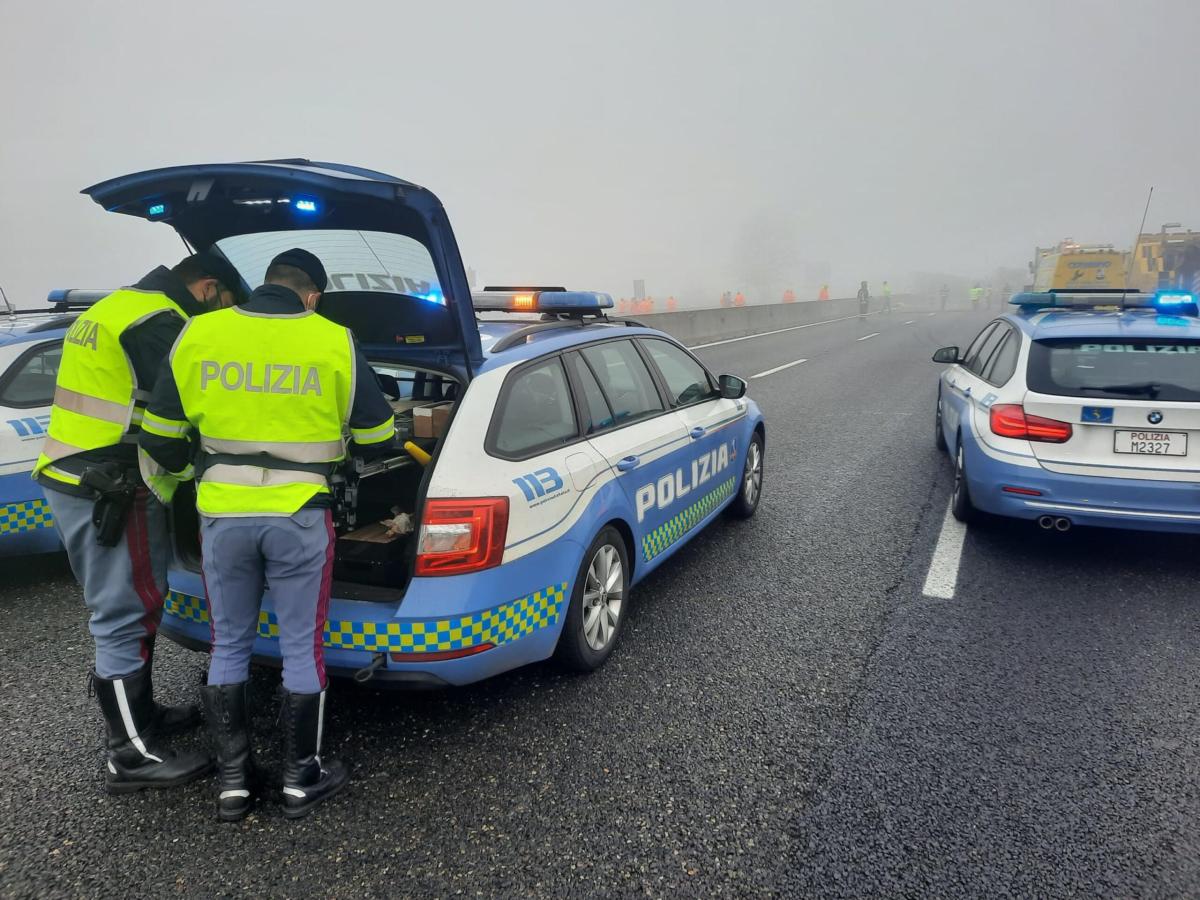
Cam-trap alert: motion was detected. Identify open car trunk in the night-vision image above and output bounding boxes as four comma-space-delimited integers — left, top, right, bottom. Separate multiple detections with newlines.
86, 160, 485, 601
172, 362, 461, 601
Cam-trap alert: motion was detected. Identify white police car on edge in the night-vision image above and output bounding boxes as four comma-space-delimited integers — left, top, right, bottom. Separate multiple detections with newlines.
933, 289, 1200, 532
80, 160, 767, 686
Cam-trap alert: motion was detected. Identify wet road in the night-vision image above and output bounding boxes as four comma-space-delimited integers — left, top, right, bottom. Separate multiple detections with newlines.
2, 303, 1198, 898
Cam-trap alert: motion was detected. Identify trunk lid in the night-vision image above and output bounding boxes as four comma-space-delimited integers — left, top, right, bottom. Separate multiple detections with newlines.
82, 160, 483, 376
1023, 333, 1200, 479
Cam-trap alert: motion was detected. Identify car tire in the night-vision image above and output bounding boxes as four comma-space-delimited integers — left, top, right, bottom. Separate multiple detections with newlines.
726, 432, 764, 519
553, 526, 630, 673
935, 390, 948, 452
951, 438, 975, 523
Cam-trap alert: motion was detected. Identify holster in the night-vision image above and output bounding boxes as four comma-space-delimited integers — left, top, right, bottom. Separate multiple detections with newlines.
81, 463, 137, 547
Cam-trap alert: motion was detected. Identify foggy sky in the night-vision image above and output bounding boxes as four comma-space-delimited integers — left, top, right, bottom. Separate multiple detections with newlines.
2, 0, 1198, 308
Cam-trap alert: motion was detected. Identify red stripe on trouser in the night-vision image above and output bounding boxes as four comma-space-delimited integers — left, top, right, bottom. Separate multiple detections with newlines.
126, 489, 163, 663
198, 525, 215, 655
314, 510, 335, 689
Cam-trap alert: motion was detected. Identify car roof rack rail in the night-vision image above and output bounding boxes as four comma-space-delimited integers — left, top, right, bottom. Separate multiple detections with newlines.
490, 318, 611, 353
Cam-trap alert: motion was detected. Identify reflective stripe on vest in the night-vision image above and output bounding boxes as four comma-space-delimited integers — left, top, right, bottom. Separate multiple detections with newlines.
171, 307, 355, 516
33, 288, 186, 481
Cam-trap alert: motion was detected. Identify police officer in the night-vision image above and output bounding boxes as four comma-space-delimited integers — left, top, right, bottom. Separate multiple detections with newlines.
33, 252, 242, 793
857, 281, 870, 316
880, 280, 893, 314
139, 249, 395, 821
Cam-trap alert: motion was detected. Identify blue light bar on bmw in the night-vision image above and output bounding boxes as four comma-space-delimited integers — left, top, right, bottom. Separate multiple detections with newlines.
1009, 289, 1199, 316
471, 289, 614, 314
1153, 291, 1198, 316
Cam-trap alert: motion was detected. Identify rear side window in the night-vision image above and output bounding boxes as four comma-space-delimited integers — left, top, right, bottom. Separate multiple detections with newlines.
640, 339, 716, 406
1027, 338, 1200, 402
491, 357, 578, 457
579, 341, 664, 424
982, 331, 1020, 385
965, 325, 1006, 376
960, 323, 997, 373
566, 353, 614, 434
0, 342, 62, 408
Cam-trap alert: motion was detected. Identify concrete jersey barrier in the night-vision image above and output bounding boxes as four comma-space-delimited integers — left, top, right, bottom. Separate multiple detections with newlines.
620, 296, 915, 346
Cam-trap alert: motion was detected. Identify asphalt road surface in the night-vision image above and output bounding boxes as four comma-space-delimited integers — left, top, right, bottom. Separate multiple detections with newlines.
3, 303, 1198, 898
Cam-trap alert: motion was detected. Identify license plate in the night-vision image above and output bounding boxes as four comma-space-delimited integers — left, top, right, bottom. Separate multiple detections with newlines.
1113, 430, 1188, 456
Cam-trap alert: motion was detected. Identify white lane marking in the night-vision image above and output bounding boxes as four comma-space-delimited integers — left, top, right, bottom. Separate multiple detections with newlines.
927, 312, 936, 317
751, 358, 807, 379
856, 332, 880, 342
690, 313, 873, 350
903, 320, 914, 325
922, 500, 968, 599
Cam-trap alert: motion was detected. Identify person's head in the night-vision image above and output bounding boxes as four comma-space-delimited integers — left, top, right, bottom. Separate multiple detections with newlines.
264, 248, 328, 311
172, 252, 244, 311
860, 280, 867, 288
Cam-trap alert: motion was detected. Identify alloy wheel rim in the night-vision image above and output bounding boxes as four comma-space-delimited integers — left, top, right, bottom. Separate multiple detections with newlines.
582, 544, 624, 651
743, 442, 762, 506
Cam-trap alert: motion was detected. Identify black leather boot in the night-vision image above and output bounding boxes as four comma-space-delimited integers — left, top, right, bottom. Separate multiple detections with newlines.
91, 666, 212, 794
280, 689, 348, 819
144, 635, 202, 734
200, 682, 256, 822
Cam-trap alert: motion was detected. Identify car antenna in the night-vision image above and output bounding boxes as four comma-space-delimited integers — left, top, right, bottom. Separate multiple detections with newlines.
1121, 186, 1153, 310
0, 283, 13, 319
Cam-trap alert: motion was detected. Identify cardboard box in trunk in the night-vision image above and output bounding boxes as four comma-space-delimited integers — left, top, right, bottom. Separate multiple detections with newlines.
413, 402, 453, 438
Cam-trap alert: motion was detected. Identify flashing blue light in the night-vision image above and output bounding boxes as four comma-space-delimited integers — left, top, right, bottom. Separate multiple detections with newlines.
294, 198, 319, 214
147, 203, 166, 218
536, 291, 615, 311
423, 292, 445, 305
1154, 291, 1195, 306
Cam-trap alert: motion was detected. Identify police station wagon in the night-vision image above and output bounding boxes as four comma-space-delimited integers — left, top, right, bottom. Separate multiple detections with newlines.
82, 160, 766, 685
933, 289, 1200, 533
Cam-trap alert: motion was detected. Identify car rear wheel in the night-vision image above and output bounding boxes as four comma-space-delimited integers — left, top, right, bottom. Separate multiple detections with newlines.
935, 390, 948, 451
554, 526, 630, 672
951, 439, 975, 523
726, 433, 764, 519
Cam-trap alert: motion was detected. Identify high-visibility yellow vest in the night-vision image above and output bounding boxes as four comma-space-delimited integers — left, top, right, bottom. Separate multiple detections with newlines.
33, 289, 187, 486
169, 307, 356, 516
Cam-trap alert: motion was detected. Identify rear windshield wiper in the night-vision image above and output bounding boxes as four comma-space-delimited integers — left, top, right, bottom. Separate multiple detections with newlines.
1095, 382, 1162, 398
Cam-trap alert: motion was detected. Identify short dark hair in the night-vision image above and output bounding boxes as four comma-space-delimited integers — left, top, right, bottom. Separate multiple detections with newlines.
265, 263, 320, 296
171, 251, 241, 291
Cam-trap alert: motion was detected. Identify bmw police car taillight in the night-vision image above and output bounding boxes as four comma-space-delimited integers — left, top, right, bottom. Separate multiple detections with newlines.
415, 498, 509, 576
990, 404, 1073, 443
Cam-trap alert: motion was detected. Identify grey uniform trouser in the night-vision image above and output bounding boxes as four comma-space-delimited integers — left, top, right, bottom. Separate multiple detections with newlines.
45, 486, 170, 679
201, 508, 335, 694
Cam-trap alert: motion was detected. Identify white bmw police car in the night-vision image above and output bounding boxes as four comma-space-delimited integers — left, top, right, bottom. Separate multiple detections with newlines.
81, 160, 766, 686
933, 289, 1200, 532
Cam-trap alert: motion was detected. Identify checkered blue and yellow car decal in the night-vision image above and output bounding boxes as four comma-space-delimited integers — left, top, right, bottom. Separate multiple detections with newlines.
0, 499, 54, 535
641, 476, 736, 562
165, 582, 568, 654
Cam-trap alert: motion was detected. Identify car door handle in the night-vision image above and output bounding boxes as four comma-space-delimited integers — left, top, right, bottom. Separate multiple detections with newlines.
689, 426, 706, 440
616, 455, 640, 472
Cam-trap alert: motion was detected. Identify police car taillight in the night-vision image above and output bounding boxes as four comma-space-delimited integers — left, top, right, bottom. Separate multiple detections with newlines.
990, 404, 1073, 443
415, 498, 509, 576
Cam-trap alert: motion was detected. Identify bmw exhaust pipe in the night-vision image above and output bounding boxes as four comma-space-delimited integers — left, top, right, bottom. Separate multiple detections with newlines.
1054, 516, 1072, 532
1037, 515, 1055, 530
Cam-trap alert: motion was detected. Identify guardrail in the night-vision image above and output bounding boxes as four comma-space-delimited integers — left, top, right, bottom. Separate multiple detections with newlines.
620, 296, 918, 346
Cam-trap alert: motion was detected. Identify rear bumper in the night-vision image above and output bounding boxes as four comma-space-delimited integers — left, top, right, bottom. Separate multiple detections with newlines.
161, 536, 581, 688
963, 430, 1200, 534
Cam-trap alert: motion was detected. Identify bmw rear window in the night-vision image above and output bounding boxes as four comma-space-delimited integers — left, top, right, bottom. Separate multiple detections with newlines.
1027, 338, 1200, 402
